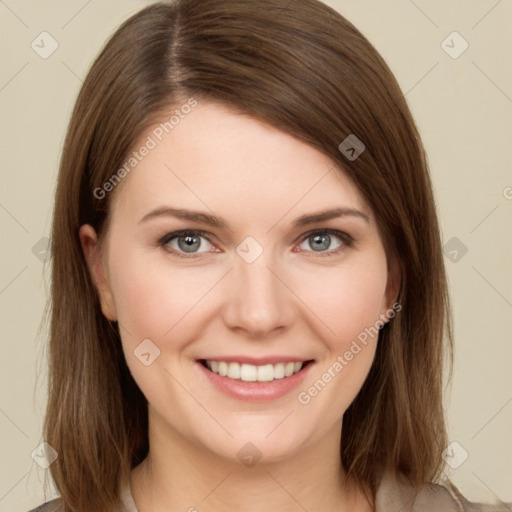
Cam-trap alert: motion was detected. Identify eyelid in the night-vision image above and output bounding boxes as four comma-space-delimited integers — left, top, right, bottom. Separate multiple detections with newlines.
295, 228, 353, 245
160, 229, 212, 246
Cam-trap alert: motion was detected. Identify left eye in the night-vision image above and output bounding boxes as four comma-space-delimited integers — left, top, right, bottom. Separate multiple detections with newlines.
297, 230, 350, 254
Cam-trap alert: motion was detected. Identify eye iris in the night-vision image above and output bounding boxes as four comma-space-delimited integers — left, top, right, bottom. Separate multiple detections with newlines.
178, 234, 201, 253
310, 233, 330, 251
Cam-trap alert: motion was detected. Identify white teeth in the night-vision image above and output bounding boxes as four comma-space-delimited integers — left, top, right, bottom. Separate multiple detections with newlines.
240, 364, 257, 382
273, 363, 285, 379
205, 360, 305, 382
256, 364, 274, 382
218, 361, 228, 377
227, 362, 240, 379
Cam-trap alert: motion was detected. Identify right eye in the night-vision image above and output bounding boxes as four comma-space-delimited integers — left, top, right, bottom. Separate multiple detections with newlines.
160, 230, 215, 259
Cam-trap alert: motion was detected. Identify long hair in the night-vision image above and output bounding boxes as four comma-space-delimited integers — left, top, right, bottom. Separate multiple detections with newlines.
43, 0, 453, 510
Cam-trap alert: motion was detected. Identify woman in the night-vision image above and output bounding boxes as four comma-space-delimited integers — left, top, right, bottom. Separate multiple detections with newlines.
29, 0, 510, 511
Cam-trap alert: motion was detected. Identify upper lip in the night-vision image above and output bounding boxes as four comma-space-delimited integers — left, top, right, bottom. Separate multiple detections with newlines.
198, 356, 314, 365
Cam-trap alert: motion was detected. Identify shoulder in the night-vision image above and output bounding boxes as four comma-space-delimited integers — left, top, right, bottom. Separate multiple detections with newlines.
376, 471, 512, 512
434, 480, 512, 512
26, 497, 63, 512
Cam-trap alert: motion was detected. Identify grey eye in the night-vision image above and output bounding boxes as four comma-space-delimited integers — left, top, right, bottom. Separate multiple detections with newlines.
300, 233, 343, 252
165, 232, 213, 254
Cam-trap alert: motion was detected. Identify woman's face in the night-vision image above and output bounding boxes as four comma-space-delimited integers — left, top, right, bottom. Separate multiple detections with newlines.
81, 101, 398, 465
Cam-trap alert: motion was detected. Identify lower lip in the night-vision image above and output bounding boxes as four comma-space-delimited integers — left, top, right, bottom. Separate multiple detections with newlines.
196, 360, 315, 402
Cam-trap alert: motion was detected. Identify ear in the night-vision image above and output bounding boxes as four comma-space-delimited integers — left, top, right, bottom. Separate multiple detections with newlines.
380, 256, 401, 318
79, 224, 118, 321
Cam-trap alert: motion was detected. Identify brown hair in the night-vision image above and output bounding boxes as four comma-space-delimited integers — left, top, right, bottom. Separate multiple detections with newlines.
43, 0, 453, 510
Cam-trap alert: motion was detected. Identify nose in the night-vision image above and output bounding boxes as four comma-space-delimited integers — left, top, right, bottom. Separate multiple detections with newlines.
221, 250, 296, 338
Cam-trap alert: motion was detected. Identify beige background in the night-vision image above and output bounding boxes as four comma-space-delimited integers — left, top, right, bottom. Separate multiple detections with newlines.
1, 0, 511, 510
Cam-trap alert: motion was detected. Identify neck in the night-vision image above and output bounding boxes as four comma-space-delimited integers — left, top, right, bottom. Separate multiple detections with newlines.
130, 408, 373, 512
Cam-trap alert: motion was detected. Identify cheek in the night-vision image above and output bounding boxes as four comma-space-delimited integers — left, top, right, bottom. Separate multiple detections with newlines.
292, 256, 389, 349
108, 249, 224, 346
107, 251, 220, 404
292, 255, 387, 411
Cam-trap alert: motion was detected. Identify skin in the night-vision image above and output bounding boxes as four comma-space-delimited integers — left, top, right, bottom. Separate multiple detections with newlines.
80, 101, 399, 512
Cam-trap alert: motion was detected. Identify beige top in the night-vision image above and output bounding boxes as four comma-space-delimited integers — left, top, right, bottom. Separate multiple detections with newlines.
117, 472, 512, 512
29, 472, 512, 511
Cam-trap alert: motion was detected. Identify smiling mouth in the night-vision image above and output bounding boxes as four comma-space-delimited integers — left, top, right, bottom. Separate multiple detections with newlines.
198, 359, 314, 383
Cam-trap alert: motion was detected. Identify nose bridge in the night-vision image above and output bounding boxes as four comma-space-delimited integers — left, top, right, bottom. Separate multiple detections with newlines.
223, 241, 294, 335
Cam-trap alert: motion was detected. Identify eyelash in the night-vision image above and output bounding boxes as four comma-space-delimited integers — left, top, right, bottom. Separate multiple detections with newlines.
159, 229, 354, 260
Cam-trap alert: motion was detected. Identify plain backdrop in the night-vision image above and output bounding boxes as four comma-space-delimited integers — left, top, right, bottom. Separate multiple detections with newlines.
1, 0, 511, 510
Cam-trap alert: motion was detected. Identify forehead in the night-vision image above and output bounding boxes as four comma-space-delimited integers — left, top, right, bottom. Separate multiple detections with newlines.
110, 101, 372, 227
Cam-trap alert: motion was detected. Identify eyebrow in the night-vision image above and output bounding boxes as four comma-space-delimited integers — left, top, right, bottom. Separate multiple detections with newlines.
138, 206, 370, 228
